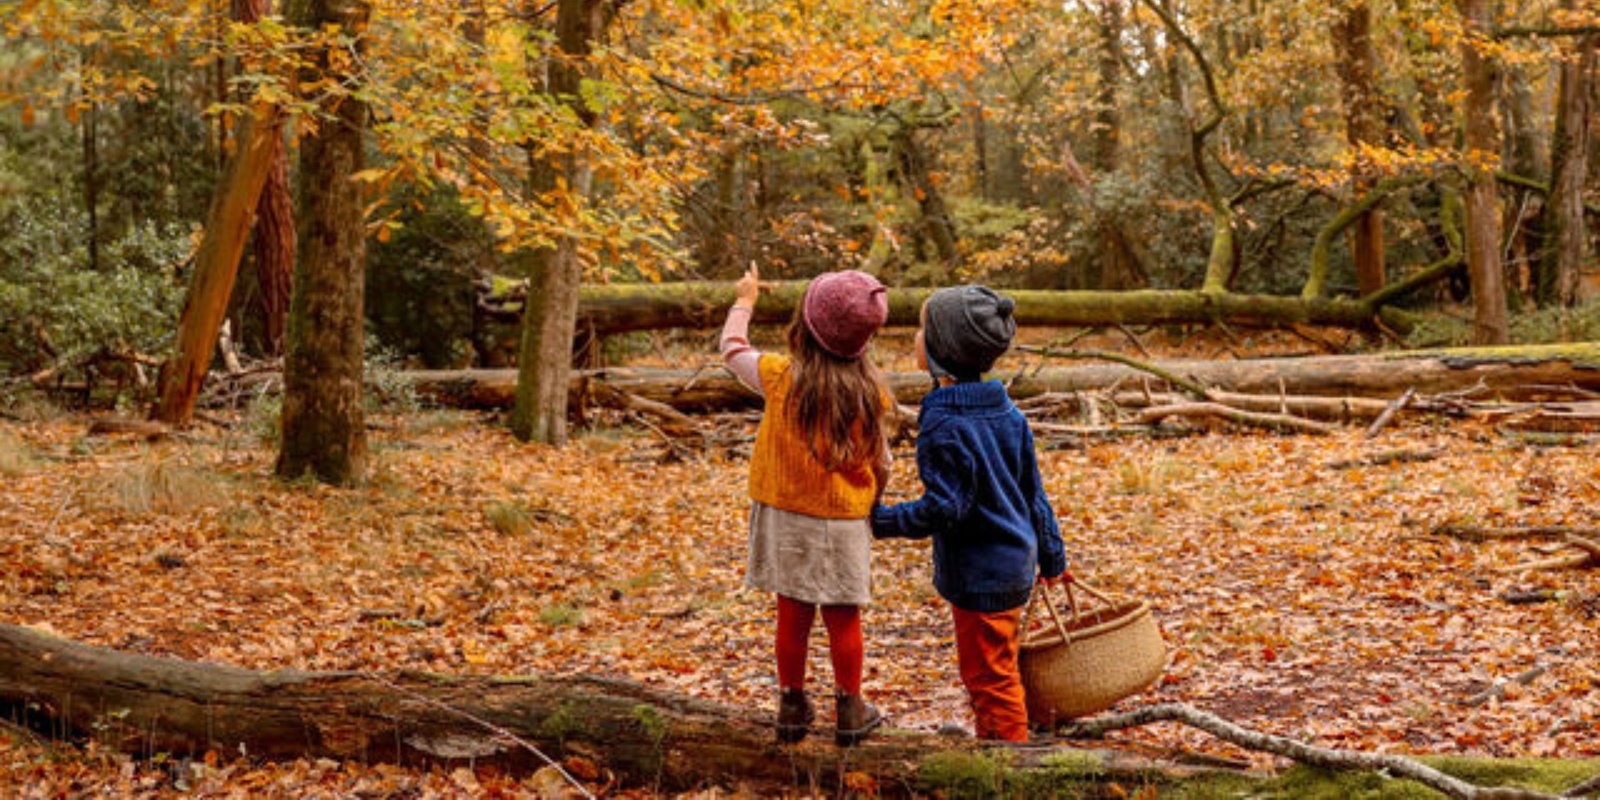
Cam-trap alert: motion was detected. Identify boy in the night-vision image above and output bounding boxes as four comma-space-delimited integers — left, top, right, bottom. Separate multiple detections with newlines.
870, 285, 1069, 742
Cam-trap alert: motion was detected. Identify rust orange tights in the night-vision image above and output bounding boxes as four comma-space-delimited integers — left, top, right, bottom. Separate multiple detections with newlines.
775, 594, 862, 695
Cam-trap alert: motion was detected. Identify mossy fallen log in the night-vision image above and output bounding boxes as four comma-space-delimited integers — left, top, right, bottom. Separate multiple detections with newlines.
403, 342, 1600, 413
561, 282, 1417, 336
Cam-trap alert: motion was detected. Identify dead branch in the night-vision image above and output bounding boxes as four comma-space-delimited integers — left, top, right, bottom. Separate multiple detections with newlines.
1327, 449, 1443, 470
1498, 552, 1595, 573
1437, 525, 1600, 542
1364, 388, 1416, 439
1461, 665, 1548, 707
1564, 534, 1600, 560
1015, 345, 1212, 400
1136, 402, 1337, 435
1563, 771, 1600, 797
1060, 703, 1560, 799
584, 381, 696, 433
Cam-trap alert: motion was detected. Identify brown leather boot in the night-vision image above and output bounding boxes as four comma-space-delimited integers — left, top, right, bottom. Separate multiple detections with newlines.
776, 688, 814, 744
834, 692, 883, 747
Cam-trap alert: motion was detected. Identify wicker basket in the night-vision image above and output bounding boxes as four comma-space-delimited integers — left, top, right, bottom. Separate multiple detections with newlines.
1018, 578, 1166, 725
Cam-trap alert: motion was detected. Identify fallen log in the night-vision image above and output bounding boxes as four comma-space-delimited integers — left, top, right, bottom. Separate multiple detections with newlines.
552, 282, 1422, 337
0, 623, 955, 793
3, 625, 1575, 798
401, 342, 1600, 413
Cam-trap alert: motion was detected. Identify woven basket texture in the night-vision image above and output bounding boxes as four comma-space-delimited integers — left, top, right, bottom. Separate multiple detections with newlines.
1018, 585, 1165, 724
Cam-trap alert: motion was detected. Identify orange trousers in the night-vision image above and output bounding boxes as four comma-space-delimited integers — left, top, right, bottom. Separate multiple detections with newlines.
951, 605, 1029, 741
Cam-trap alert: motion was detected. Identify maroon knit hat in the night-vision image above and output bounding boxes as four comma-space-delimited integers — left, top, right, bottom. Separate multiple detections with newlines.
801, 270, 889, 359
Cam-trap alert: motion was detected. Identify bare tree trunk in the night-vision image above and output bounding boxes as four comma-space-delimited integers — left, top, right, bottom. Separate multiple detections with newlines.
80, 47, 100, 273
1334, 2, 1387, 297
236, 0, 296, 356
510, 0, 608, 445
893, 125, 961, 268
253, 132, 295, 356
151, 105, 284, 425
1088, 0, 1146, 290
1140, 0, 1235, 293
276, 0, 370, 485
1458, 0, 1508, 344
1542, 24, 1594, 307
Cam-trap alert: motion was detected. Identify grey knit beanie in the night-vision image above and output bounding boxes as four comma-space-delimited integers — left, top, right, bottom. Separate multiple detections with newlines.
923, 285, 1016, 381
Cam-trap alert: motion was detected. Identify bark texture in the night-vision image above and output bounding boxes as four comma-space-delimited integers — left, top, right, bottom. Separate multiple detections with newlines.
1542, 23, 1594, 307
236, 0, 296, 356
0, 623, 959, 793
1458, 0, 1509, 344
404, 343, 1600, 413
151, 104, 284, 425
566, 282, 1416, 337
275, 0, 370, 485
510, 0, 607, 445
1334, 2, 1387, 297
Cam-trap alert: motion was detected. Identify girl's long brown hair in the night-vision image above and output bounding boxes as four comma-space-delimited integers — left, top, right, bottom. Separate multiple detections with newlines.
785, 311, 888, 470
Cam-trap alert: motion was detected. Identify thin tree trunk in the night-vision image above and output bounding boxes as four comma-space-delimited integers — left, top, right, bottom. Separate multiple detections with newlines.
1458, 0, 1508, 344
510, 0, 607, 445
236, 0, 295, 356
253, 132, 295, 356
1542, 25, 1594, 307
1140, 0, 1234, 293
151, 104, 284, 425
1334, 2, 1387, 297
893, 125, 961, 269
81, 51, 100, 273
1089, 0, 1145, 290
276, 0, 371, 484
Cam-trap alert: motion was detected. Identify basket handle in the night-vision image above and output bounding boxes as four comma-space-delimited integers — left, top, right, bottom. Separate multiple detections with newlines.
1023, 579, 1077, 644
1022, 577, 1122, 645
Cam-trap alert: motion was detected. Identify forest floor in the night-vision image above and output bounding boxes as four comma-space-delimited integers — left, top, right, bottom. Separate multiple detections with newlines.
3, 327, 1600, 797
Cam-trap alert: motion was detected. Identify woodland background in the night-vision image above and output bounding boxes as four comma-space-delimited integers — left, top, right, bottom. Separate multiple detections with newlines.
3, 0, 1600, 797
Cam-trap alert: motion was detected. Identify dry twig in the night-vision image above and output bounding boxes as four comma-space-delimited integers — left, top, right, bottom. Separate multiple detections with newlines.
1061, 703, 1560, 799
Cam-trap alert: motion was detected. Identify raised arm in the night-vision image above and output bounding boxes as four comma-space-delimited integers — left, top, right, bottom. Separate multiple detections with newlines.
720, 265, 764, 393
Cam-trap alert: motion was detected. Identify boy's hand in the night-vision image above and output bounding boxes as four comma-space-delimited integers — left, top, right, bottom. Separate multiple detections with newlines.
1039, 570, 1074, 587
734, 264, 761, 309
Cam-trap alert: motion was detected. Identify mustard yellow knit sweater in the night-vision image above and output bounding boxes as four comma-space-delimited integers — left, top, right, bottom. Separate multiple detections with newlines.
748, 354, 881, 519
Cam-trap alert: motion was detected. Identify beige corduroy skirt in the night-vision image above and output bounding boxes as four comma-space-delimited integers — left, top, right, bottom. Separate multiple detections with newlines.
744, 501, 873, 606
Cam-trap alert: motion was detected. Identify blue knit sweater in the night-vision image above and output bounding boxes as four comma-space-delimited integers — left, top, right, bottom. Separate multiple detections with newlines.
870, 380, 1068, 612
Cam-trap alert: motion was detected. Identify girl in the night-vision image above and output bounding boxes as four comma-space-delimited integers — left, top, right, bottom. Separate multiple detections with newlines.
721, 264, 892, 747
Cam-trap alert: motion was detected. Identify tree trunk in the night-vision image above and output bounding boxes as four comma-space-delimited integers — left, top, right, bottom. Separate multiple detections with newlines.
1541, 24, 1594, 307
892, 125, 961, 269
1303, 177, 1426, 300
275, 0, 370, 485
1088, 0, 1146, 291
559, 282, 1416, 336
0, 623, 970, 793
1139, 0, 1234, 293
253, 133, 295, 357
1458, 0, 1509, 344
510, 0, 607, 446
151, 104, 284, 425
236, 0, 295, 356
1334, 2, 1387, 297
81, 59, 100, 273
404, 342, 1600, 413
